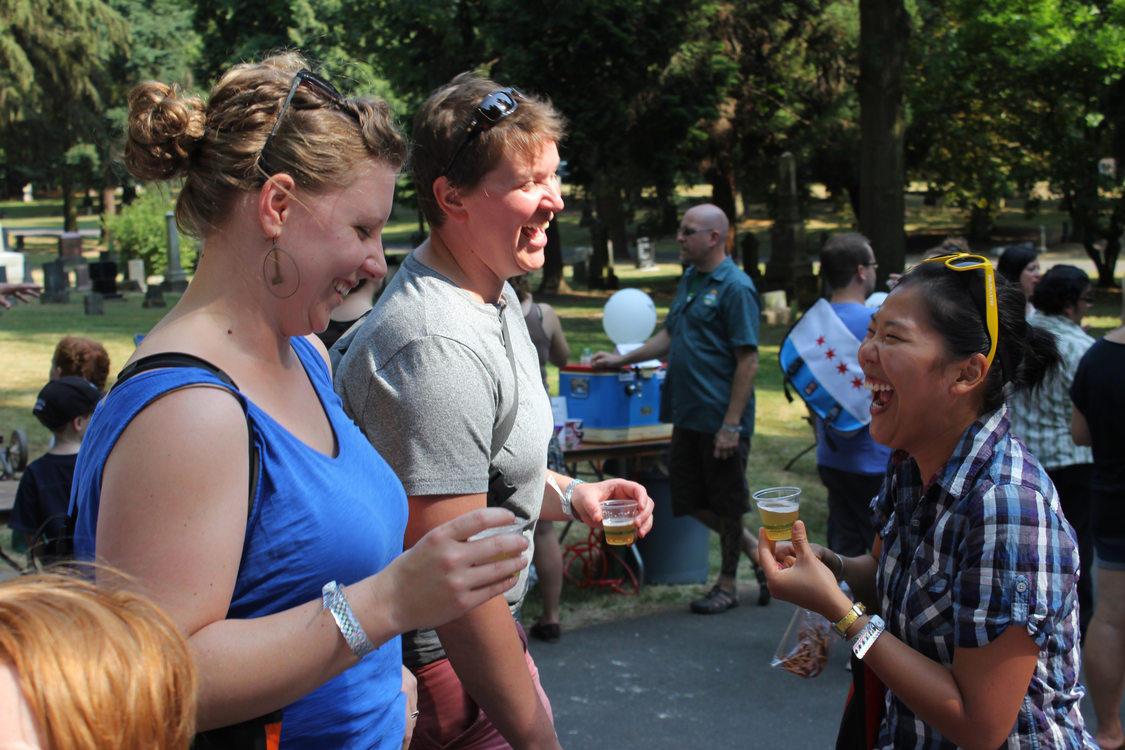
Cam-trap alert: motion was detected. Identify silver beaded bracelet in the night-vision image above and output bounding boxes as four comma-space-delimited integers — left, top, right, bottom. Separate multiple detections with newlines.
322, 581, 376, 659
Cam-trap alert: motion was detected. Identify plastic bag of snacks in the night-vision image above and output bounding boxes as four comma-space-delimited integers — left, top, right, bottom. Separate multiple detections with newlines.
771, 607, 835, 678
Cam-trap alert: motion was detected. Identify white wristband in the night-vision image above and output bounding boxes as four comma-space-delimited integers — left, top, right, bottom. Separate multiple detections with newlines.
547, 474, 581, 521
562, 478, 583, 520
851, 614, 885, 660
322, 581, 376, 659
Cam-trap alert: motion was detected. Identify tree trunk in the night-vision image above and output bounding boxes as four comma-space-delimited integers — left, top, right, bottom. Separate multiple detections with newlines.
539, 218, 564, 293
591, 189, 628, 287
655, 182, 679, 235
858, 0, 909, 286
710, 171, 739, 262
62, 179, 78, 232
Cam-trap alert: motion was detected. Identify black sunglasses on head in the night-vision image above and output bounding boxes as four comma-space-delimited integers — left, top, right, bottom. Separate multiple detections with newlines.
258, 68, 359, 179
442, 87, 521, 177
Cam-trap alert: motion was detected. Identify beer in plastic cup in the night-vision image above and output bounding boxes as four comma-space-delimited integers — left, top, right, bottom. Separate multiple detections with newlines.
468, 520, 527, 561
752, 486, 801, 541
599, 499, 638, 546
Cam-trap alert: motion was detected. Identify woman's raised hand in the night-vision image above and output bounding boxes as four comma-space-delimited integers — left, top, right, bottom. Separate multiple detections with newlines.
756, 521, 843, 617
381, 508, 530, 634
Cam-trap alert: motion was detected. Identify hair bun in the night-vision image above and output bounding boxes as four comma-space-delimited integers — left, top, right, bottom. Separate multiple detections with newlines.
125, 82, 206, 181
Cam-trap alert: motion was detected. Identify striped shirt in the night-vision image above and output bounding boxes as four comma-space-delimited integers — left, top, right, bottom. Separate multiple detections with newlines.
1008, 311, 1095, 469
871, 405, 1096, 749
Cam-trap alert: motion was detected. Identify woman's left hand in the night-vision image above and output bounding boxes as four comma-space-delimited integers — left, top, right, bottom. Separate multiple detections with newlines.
570, 478, 654, 539
756, 520, 850, 619
401, 665, 418, 750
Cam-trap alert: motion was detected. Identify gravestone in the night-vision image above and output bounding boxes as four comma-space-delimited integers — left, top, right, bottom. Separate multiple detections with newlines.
572, 246, 590, 286
120, 259, 147, 292
40, 260, 69, 304
163, 212, 189, 292
761, 289, 791, 325
88, 260, 122, 299
634, 237, 655, 269
74, 264, 92, 291
58, 232, 83, 259
142, 285, 167, 308
84, 292, 104, 315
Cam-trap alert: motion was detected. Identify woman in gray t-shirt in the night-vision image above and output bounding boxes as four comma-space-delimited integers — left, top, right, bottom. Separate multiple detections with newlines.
335, 73, 654, 750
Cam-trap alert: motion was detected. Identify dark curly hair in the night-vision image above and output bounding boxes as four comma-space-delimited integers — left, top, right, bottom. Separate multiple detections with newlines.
1029, 265, 1089, 316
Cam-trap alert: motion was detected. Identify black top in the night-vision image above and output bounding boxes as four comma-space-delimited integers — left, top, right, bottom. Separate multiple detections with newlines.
1070, 336, 1125, 537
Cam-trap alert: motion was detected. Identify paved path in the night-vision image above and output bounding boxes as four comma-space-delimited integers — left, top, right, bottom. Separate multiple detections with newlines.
530, 586, 854, 749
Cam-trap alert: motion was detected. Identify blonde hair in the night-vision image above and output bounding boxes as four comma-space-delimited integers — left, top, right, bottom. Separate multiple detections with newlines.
52, 336, 111, 390
411, 72, 566, 228
0, 572, 197, 749
125, 52, 406, 239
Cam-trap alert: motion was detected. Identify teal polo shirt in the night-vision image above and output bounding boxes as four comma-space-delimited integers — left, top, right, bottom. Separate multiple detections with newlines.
659, 256, 760, 435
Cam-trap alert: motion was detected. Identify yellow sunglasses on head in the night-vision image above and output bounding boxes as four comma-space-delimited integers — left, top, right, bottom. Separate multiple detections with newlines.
920, 252, 998, 368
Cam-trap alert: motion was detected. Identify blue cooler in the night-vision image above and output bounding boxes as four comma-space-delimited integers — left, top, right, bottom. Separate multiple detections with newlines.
559, 364, 672, 443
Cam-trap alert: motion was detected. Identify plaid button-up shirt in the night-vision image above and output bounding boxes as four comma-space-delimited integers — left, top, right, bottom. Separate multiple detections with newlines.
871, 405, 1096, 749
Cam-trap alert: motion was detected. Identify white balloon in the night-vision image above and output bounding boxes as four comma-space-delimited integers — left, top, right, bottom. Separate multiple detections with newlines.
602, 288, 657, 345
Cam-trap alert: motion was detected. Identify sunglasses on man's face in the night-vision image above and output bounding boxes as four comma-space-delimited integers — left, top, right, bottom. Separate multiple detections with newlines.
920, 252, 998, 369
442, 88, 521, 177
258, 69, 359, 179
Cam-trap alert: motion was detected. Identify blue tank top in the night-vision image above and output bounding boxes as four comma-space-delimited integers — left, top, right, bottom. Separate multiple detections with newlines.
71, 337, 409, 749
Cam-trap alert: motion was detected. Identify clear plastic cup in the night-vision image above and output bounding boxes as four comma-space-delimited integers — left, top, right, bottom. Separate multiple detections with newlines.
752, 486, 802, 541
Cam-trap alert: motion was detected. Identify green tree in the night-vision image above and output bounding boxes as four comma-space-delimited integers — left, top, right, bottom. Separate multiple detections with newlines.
908, 0, 1125, 284
695, 0, 860, 269
0, 0, 129, 225
349, 0, 730, 290
101, 0, 202, 219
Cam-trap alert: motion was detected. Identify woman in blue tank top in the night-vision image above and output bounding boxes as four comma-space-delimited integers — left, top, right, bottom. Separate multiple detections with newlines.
69, 54, 529, 749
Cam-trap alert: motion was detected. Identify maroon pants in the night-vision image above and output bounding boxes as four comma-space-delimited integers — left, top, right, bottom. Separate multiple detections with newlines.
408, 628, 553, 750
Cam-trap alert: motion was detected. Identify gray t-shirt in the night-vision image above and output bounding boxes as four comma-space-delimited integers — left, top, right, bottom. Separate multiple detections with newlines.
334, 252, 553, 666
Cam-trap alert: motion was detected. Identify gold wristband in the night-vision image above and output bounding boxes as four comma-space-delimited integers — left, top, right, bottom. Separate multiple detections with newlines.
832, 601, 866, 639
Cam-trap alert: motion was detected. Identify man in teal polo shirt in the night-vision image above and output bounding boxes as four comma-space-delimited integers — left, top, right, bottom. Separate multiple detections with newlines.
592, 203, 762, 614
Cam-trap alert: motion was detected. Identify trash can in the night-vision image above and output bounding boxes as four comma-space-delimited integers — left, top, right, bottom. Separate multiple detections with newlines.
634, 457, 710, 584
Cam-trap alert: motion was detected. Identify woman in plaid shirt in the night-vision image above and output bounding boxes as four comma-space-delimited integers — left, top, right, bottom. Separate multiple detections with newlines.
759, 256, 1098, 749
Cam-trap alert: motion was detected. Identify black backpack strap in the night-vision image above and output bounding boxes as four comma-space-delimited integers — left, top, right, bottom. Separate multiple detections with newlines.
111, 352, 259, 509
114, 352, 240, 390
486, 307, 521, 505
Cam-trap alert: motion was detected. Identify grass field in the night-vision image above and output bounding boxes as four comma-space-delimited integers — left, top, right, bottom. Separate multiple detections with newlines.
2, 191, 1121, 625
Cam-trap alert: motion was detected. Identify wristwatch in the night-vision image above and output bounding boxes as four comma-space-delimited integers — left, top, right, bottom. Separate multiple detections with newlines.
832, 601, 866, 639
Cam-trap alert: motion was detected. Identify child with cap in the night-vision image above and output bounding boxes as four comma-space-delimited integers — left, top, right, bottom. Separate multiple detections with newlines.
9, 376, 104, 563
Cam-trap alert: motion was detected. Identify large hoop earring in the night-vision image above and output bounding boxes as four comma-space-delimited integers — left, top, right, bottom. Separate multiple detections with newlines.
263, 236, 300, 299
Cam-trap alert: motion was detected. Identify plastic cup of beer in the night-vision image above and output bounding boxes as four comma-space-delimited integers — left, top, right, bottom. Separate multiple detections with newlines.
753, 486, 802, 541
599, 500, 639, 546
468, 520, 527, 561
